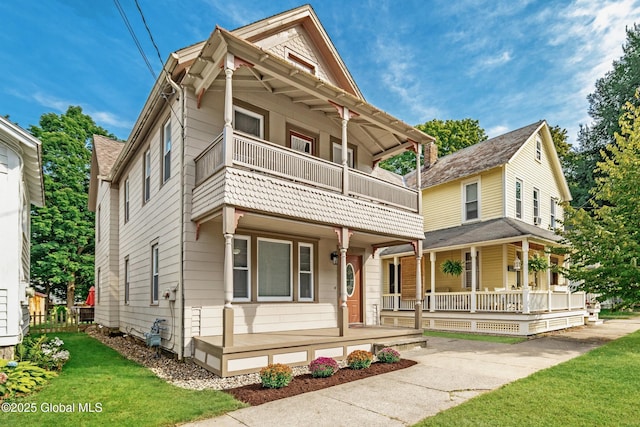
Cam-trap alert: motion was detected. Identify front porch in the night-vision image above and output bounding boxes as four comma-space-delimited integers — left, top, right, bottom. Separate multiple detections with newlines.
192, 326, 425, 377
380, 290, 587, 335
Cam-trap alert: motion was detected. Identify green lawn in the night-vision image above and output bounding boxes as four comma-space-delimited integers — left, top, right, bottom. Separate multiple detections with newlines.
0, 333, 244, 426
415, 330, 640, 426
423, 330, 526, 344
598, 308, 640, 319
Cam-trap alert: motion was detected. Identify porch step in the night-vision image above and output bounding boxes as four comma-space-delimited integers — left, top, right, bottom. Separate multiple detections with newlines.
373, 336, 428, 353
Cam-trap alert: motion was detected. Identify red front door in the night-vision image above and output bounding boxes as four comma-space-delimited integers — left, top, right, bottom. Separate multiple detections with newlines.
346, 255, 362, 324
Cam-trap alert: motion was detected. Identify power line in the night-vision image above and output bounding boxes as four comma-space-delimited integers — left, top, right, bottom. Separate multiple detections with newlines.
113, 0, 156, 79
134, 0, 164, 72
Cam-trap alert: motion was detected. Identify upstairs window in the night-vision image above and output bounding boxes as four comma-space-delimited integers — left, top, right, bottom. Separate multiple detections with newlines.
143, 149, 151, 203
233, 105, 264, 139
464, 182, 479, 221
290, 130, 314, 155
97, 204, 101, 242
535, 137, 542, 161
533, 188, 540, 224
515, 179, 522, 219
285, 48, 316, 75
162, 120, 172, 183
550, 197, 557, 229
332, 141, 354, 168
124, 178, 130, 223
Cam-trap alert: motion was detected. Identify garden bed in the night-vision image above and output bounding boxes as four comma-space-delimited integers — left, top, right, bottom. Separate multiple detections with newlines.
226, 359, 416, 405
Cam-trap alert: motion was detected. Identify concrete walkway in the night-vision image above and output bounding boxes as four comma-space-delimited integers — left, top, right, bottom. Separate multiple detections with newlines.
183, 318, 640, 427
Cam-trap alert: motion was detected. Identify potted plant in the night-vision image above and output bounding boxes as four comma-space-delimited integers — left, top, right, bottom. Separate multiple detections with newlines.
528, 254, 549, 287
440, 259, 463, 276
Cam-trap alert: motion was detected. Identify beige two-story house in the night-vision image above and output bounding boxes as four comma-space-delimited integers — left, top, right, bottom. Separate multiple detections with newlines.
90, 5, 432, 376
381, 121, 587, 335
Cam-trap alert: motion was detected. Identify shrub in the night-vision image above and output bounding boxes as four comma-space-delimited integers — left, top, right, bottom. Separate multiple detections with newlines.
376, 347, 401, 363
259, 363, 293, 388
347, 350, 373, 369
16, 335, 70, 371
0, 360, 56, 399
309, 357, 339, 378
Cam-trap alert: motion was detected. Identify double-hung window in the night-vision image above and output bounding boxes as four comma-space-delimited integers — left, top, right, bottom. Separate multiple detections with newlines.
550, 197, 557, 228
124, 257, 130, 304
332, 142, 354, 168
233, 236, 251, 301
464, 252, 480, 290
464, 181, 479, 221
535, 138, 542, 161
124, 178, 130, 223
290, 130, 314, 155
515, 179, 522, 219
233, 106, 264, 139
257, 238, 292, 301
298, 243, 314, 301
162, 120, 171, 183
144, 149, 151, 203
533, 188, 540, 224
151, 244, 159, 304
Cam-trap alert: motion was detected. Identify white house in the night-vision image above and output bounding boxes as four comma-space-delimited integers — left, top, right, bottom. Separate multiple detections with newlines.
0, 116, 44, 359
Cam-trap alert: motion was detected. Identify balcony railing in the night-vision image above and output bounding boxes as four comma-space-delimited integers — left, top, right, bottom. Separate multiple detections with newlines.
382, 290, 587, 313
194, 131, 418, 212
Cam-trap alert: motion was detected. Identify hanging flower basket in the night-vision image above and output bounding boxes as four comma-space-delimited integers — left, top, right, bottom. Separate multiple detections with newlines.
440, 259, 463, 276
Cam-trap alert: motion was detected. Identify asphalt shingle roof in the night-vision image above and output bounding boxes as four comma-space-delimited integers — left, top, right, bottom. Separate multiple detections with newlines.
93, 134, 124, 178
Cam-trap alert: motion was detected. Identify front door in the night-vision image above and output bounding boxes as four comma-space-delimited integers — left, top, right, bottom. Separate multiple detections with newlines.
346, 255, 362, 324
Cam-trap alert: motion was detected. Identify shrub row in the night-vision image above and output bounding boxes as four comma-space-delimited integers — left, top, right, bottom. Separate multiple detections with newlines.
260, 347, 401, 388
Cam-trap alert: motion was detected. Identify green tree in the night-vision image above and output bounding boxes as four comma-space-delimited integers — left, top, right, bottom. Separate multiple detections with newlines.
568, 24, 640, 208
560, 99, 640, 308
380, 118, 487, 175
30, 106, 114, 309
549, 124, 571, 161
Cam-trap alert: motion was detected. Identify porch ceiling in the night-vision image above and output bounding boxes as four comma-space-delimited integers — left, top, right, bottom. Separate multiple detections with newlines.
182, 28, 434, 161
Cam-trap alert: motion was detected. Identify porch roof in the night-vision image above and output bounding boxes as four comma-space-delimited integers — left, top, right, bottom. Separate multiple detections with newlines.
381, 217, 563, 256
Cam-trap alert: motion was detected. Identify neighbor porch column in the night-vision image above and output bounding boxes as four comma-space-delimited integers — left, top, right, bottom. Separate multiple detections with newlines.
470, 246, 477, 313
522, 239, 530, 314
414, 240, 423, 330
341, 106, 350, 196
393, 256, 399, 311
430, 251, 436, 312
222, 206, 237, 347
546, 251, 552, 312
337, 227, 351, 336
223, 53, 234, 167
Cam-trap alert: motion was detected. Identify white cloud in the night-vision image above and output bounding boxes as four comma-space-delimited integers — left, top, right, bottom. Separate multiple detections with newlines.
486, 124, 510, 138
468, 51, 513, 76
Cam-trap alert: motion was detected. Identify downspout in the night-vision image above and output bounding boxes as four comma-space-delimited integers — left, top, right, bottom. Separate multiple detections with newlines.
165, 71, 186, 360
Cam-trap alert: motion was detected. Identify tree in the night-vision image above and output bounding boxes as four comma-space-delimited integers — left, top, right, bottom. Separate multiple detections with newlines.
380, 118, 487, 175
560, 99, 640, 308
30, 106, 115, 309
548, 124, 571, 161
568, 24, 640, 208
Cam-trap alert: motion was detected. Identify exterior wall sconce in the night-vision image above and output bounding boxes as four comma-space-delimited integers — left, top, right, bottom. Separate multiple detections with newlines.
330, 251, 339, 265
513, 256, 521, 271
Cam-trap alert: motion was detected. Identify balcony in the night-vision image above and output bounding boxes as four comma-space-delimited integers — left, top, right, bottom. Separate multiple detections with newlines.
192, 131, 423, 239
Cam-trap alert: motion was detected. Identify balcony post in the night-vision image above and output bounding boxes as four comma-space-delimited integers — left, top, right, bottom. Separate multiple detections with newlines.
223, 53, 234, 167
522, 239, 530, 314
341, 106, 350, 196
415, 142, 423, 215
430, 251, 436, 312
547, 251, 552, 312
470, 246, 477, 313
414, 240, 423, 330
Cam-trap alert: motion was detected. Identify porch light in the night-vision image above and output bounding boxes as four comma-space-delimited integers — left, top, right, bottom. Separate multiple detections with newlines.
513, 256, 522, 271
330, 251, 339, 265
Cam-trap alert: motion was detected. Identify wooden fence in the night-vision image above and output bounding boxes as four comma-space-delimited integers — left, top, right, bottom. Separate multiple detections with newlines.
30, 307, 94, 333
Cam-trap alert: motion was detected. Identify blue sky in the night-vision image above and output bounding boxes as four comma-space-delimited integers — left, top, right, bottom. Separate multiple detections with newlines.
1, 0, 639, 146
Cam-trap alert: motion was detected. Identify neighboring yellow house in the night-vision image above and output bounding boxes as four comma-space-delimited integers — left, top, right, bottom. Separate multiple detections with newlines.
380, 121, 587, 335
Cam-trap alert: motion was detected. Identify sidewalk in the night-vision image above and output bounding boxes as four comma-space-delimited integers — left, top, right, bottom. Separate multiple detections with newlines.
183, 318, 640, 427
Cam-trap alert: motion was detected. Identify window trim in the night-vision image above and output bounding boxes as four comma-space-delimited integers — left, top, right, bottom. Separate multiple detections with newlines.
257, 237, 293, 302
143, 148, 151, 203
151, 243, 159, 305
463, 179, 480, 222
535, 137, 542, 162
463, 251, 480, 290
298, 243, 314, 302
515, 178, 523, 219
233, 105, 265, 139
233, 235, 251, 302
124, 256, 130, 305
162, 119, 171, 183
550, 197, 557, 229
124, 178, 130, 223
533, 187, 540, 223
286, 123, 318, 156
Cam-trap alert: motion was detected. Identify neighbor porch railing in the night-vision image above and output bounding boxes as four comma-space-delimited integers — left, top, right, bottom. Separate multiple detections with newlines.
382, 290, 587, 313
194, 131, 419, 212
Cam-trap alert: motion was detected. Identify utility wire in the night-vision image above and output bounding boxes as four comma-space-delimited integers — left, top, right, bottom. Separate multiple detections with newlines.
113, 0, 156, 79
134, 0, 165, 73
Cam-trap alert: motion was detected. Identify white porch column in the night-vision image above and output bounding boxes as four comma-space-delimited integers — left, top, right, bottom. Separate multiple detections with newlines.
546, 251, 552, 312
393, 256, 399, 312
415, 240, 423, 329
336, 227, 351, 336
470, 246, 477, 313
415, 142, 423, 215
223, 53, 234, 167
222, 206, 237, 347
522, 239, 530, 314
341, 106, 350, 196
430, 251, 436, 312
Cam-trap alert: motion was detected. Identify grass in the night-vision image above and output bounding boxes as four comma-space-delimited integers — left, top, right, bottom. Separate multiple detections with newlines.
415, 330, 640, 427
1, 333, 244, 426
598, 308, 640, 319
423, 330, 526, 344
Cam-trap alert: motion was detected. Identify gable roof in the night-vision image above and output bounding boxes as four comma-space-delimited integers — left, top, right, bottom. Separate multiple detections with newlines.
406, 121, 544, 190
93, 134, 123, 178
0, 116, 44, 207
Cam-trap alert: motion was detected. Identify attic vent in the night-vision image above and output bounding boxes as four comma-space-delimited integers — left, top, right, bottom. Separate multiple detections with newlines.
285, 47, 316, 75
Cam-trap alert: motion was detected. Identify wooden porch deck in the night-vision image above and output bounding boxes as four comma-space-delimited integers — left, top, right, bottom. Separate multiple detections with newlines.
193, 326, 424, 377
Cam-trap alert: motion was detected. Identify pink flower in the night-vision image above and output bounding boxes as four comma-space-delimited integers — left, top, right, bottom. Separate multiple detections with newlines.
0, 372, 8, 384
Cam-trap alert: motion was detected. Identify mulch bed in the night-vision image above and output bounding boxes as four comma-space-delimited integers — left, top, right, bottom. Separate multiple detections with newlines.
225, 359, 417, 406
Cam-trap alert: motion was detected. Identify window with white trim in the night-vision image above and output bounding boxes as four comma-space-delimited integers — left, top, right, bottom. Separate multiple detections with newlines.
233, 236, 251, 301
533, 188, 540, 223
515, 179, 522, 219
97, 267, 101, 304
535, 138, 542, 161
332, 142, 354, 168
464, 252, 480, 290
124, 256, 130, 304
550, 197, 557, 229
233, 105, 264, 139
151, 244, 159, 304
162, 120, 171, 182
124, 178, 130, 223
290, 130, 314, 155
257, 238, 292, 301
144, 149, 151, 203
464, 182, 479, 221
298, 243, 314, 301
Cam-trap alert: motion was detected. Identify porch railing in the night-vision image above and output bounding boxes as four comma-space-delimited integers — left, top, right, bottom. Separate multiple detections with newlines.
382, 290, 587, 313
194, 131, 418, 212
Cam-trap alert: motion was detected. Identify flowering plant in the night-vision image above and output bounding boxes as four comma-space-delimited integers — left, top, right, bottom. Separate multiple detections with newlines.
376, 347, 400, 363
259, 363, 293, 388
347, 350, 373, 369
309, 357, 339, 378
16, 335, 70, 371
